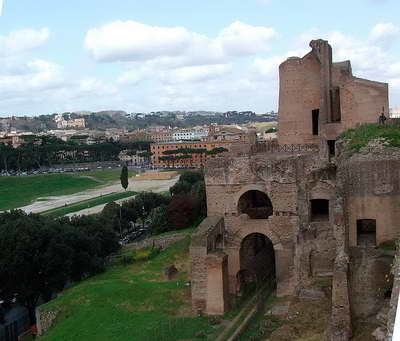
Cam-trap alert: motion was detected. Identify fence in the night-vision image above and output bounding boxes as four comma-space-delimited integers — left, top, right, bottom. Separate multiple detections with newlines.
250, 142, 319, 154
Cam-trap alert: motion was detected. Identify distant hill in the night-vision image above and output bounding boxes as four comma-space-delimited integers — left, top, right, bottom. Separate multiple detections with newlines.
1, 110, 277, 132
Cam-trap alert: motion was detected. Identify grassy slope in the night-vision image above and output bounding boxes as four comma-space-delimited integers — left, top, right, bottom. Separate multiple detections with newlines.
0, 169, 137, 211
339, 124, 400, 152
40, 238, 217, 341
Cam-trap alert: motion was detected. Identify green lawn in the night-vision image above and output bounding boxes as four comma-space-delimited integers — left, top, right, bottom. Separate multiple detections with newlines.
0, 169, 137, 211
0, 174, 100, 211
40, 237, 220, 341
78, 169, 137, 183
41, 191, 137, 218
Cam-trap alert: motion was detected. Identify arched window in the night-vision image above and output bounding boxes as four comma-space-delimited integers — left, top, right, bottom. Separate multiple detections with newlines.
237, 190, 273, 219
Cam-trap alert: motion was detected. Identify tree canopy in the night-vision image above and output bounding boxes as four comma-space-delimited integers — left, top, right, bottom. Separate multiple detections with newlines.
0, 210, 120, 323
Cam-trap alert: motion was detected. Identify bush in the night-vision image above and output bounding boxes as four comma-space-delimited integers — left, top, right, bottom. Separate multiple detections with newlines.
167, 195, 199, 230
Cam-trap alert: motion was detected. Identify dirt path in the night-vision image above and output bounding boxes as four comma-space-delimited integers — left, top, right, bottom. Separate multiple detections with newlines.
21, 177, 178, 214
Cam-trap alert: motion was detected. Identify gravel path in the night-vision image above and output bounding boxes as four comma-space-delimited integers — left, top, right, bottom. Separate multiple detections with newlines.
20, 177, 178, 214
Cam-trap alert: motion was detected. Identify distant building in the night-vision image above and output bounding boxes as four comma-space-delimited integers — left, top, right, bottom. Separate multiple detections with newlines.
207, 125, 257, 144
150, 140, 232, 168
119, 150, 147, 166
172, 128, 208, 141
120, 130, 152, 143
390, 108, 400, 118
54, 114, 85, 129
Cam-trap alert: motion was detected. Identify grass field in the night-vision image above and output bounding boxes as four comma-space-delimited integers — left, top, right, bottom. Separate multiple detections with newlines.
78, 169, 137, 183
339, 124, 400, 152
41, 191, 137, 218
40, 237, 222, 341
0, 169, 137, 211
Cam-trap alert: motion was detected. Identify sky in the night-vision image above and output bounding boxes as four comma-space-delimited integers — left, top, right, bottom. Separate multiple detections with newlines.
0, 0, 400, 116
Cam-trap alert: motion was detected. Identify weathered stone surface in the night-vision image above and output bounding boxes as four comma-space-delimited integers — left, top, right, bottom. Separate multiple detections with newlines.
298, 287, 326, 300
269, 325, 299, 341
372, 327, 386, 340
265, 301, 291, 316
164, 264, 178, 280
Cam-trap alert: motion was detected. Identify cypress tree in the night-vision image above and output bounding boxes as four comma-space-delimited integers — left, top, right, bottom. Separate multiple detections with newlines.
120, 164, 129, 191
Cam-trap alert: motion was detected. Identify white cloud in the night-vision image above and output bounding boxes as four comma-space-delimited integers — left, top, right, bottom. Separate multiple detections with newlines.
78, 78, 117, 95
0, 59, 64, 96
160, 64, 232, 84
0, 28, 50, 57
370, 23, 399, 41
84, 20, 277, 66
218, 21, 277, 56
85, 21, 194, 62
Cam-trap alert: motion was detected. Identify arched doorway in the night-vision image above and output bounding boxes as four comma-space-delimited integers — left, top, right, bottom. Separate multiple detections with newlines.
237, 233, 276, 294
237, 190, 273, 219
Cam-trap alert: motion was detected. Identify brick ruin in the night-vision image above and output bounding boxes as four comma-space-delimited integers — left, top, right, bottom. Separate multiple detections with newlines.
190, 39, 399, 340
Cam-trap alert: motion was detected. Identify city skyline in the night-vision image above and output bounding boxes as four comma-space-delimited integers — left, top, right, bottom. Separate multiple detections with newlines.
0, 0, 399, 116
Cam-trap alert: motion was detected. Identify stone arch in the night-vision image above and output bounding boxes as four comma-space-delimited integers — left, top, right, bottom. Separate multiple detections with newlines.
236, 232, 276, 294
236, 220, 281, 247
237, 189, 273, 219
234, 184, 272, 206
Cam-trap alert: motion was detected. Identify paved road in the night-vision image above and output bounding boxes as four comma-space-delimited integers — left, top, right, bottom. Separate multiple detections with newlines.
20, 177, 178, 214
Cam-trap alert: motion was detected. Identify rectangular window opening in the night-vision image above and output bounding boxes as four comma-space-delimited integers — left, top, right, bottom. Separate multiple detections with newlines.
330, 87, 342, 122
312, 109, 319, 136
357, 219, 376, 247
310, 199, 329, 221
327, 140, 336, 156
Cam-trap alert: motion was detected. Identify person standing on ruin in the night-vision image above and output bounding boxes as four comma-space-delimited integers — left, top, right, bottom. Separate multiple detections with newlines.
379, 107, 387, 125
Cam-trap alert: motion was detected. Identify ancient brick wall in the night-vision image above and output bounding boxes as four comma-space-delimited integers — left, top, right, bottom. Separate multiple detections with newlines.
338, 152, 400, 247
349, 247, 393, 318
277, 39, 389, 146
190, 216, 225, 314
278, 53, 321, 145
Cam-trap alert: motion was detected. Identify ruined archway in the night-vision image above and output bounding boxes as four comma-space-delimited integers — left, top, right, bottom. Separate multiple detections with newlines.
237, 190, 273, 219
237, 233, 276, 294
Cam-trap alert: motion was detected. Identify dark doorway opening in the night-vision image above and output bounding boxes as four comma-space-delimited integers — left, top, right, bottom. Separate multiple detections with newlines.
312, 109, 319, 136
238, 190, 273, 219
327, 140, 336, 156
310, 199, 329, 221
238, 233, 275, 295
215, 234, 223, 251
330, 87, 342, 122
357, 219, 376, 247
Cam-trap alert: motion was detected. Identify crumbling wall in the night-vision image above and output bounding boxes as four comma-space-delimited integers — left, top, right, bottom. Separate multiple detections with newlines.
339, 150, 400, 247
386, 244, 400, 339
349, 247, 393, 318
190, 216, 225, 314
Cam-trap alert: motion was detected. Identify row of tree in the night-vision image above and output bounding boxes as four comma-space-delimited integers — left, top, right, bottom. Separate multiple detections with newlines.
0, 136, 150, 172
158, 147, 228, 167
0, 211, 120, 323
103, 171, 206, 235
